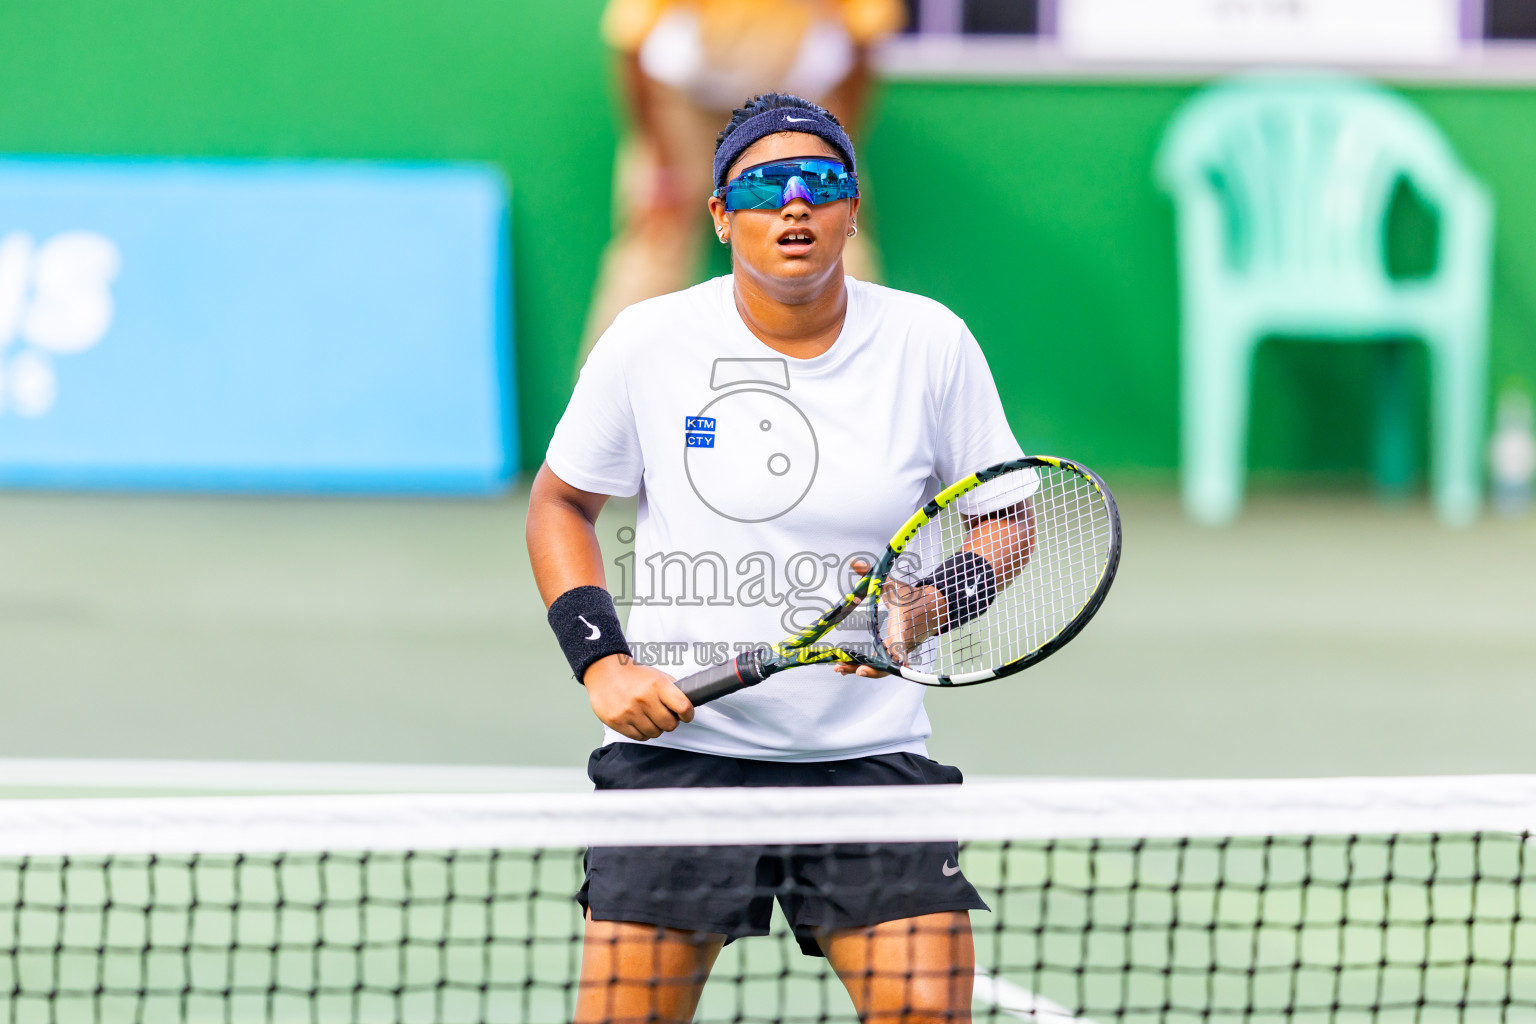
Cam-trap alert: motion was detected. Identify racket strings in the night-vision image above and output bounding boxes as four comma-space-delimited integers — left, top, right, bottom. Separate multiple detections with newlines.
884, 465, 1114, 677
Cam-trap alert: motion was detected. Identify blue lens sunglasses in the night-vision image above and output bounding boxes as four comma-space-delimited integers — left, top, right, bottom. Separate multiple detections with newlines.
714, 157, 859, 211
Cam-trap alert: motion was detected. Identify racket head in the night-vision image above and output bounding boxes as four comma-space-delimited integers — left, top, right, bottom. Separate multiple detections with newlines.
866, 456, 1121, 686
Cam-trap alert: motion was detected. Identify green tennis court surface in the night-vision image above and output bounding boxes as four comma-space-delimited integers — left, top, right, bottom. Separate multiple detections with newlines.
0, 484, 1533, 783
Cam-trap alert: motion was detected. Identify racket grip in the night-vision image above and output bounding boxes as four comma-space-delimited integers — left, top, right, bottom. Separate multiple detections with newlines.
675, 648, 769, 707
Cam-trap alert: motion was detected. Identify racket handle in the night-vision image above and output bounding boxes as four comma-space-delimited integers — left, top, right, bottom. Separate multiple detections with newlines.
675, 648, 769, 707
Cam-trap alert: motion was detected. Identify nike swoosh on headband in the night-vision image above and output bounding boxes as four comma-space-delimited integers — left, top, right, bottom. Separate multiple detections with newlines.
784, 116, 815, 123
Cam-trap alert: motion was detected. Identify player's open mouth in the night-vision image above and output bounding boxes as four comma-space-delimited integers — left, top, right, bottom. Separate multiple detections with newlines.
776, 228, 815, 254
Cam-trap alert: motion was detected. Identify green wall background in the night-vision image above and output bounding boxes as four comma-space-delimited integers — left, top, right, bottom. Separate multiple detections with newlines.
3, 1, 1534, 485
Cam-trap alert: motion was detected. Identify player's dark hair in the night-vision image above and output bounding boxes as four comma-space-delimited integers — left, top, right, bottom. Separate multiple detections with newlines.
711, 93, 857, 187
715, 93, 845, 155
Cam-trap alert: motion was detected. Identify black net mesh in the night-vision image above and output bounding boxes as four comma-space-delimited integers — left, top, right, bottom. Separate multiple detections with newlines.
4, 833, 1535, 1023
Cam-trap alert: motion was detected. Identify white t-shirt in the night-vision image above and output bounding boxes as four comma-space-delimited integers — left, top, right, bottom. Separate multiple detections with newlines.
546, 275, 1023, 761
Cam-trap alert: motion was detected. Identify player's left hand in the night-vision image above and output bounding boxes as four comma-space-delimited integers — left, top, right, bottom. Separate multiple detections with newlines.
833, 560, 940, 678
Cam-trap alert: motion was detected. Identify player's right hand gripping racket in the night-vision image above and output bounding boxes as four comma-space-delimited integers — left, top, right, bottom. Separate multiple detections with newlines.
674, 456, 1122, 705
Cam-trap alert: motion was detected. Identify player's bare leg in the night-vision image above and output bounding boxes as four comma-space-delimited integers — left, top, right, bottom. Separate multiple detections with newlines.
821, 911, 974, 1023
573, 912, 725, 1024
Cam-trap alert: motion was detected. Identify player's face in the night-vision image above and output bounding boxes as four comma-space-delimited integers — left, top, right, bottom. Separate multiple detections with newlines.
709, 133, 859, 298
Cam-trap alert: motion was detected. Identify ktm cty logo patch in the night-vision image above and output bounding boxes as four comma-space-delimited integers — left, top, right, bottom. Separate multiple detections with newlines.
684, 415, 716, 448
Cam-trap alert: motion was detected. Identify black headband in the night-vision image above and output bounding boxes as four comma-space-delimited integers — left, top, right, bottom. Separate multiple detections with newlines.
713, 107, 857, 189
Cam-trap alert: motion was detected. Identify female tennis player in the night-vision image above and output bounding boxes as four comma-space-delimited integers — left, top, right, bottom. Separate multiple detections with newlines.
527, 93, 1026, 1023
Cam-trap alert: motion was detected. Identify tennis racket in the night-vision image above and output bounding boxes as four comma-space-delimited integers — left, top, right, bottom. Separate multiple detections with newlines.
675, 456, 1122, 706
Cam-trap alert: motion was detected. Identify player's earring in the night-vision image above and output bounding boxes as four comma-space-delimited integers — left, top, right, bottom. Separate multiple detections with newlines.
717, 230, 729, 244
847, 223, 858, 238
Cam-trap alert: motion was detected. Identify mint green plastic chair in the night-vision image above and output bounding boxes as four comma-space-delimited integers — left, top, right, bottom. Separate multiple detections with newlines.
1156, 76, 1493, 525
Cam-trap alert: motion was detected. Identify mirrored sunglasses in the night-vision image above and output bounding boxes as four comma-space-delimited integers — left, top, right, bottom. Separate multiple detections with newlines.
714, 158, 859, 211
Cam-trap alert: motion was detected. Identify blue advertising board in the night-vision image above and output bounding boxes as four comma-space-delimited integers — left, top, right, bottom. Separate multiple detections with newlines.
0, 160, 512, 492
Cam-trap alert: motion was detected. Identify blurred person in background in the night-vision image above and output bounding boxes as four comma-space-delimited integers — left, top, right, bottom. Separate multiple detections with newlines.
579, 0, 904, 363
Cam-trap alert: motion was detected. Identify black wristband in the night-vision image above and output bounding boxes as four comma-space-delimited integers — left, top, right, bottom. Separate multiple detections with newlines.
547, 586, 631, 684
919, 551, 998, 634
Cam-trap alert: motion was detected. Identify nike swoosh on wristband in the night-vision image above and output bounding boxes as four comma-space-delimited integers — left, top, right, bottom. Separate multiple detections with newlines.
941, 860, 962, 877
577, 615, 601, 641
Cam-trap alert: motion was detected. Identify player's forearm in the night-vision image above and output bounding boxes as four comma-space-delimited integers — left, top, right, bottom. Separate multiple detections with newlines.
526, 463, 611, 607
962, 501, 1035, 586
906, 504, 1034, 638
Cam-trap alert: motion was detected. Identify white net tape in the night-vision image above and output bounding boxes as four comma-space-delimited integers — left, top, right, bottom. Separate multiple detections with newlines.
5, 775, 1536, 857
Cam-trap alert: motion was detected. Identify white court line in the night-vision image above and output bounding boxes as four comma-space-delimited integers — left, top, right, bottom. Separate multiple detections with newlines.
0, 758, 591, 793
974, 970, 1100, 1023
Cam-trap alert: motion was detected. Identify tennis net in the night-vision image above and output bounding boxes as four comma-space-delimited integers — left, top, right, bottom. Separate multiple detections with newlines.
4, 775, 1536, 1022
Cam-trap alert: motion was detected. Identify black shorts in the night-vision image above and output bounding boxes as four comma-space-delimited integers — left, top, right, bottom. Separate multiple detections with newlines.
576, 743, 988, 957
